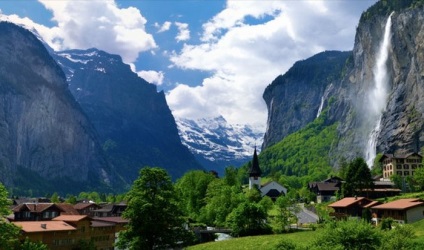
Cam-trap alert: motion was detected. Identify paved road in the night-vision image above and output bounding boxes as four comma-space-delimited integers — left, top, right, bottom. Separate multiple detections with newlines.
295, 203, 319, 224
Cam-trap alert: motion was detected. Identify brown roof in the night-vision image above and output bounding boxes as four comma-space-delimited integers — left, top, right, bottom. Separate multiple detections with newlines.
56, 203, 79, 215
316, 182, 339, 191
12, 203, 60, 213
52, 215, 88, 222
92, 216, 129, 224
74, 202, 98, 210
363, 201, 382, 208
372, 199, 424, 210
13, 221, 76, 233
328, 197, 370, 208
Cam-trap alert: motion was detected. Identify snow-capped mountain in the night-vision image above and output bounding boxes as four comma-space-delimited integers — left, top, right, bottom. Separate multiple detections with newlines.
176, 116, 264, 175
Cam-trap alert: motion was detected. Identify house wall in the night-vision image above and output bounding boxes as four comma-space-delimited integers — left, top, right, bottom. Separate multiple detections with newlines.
406, 206, 424, 223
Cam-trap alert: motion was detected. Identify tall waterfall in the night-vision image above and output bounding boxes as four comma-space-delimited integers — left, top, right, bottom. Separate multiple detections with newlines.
365, 13, 393, 168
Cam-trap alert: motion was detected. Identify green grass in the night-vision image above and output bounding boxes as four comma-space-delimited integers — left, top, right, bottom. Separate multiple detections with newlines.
187, 230, 318, 250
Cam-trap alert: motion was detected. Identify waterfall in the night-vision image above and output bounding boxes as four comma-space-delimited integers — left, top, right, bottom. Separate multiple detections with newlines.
316, 96, 324, 118
365, 13, 393, 168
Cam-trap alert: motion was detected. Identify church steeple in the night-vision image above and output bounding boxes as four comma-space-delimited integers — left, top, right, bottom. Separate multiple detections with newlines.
248, 147, 261, 189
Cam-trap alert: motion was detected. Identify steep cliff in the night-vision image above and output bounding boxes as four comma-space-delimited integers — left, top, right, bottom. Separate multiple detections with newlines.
0, 22, 114, 194
262, 51, 350, 149
53, 49, 203, 182
262, 1, 424, 169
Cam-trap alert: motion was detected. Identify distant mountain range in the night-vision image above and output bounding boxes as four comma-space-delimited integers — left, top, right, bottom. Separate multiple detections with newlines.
176, 116, 263, 176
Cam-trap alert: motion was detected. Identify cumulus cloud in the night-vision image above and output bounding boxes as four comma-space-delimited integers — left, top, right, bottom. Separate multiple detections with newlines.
175, 22, 190, 42
137, 70, 164, 86
167, 0, 376, 127
155, 21, 172, 33
35, 0, 156, 63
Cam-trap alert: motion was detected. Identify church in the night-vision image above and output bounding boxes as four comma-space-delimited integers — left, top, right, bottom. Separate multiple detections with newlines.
248, 147, 287, 200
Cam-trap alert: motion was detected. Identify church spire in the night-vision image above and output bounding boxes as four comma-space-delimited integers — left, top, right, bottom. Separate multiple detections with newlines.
248, 146, 262, 177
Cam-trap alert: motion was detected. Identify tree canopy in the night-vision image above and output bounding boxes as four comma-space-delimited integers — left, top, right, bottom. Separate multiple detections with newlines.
342, 157, 374, 197
117, 167, 193, 250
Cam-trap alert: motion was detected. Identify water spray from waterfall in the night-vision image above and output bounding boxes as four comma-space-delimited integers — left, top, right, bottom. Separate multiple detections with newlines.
365, 13, 393, 168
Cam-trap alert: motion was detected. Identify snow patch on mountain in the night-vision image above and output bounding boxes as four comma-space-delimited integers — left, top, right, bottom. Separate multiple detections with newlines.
176, 116, 264, 174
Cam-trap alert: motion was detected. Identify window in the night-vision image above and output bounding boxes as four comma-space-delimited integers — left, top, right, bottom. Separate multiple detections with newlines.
397, 165, 402, 169
404, 171, 410, 176
404, 164, 409, 169
397, 171, 402, 176
412, 164, 417, 169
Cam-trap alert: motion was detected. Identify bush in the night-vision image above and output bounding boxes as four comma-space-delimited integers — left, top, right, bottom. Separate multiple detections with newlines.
311, 220, 382, 250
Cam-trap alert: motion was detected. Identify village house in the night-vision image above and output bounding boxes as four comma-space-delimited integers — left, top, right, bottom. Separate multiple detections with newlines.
380, 152, 423, 179
74, 202, 101, 216
12, 214, 122, 250
308, 176, 343, 203
328, 197, 375, 219
371, 198, 424, 224
12, 203, 64, 221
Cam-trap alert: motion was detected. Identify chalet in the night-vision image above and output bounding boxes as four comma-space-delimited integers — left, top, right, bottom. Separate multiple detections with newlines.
380, 152, 423, 179
308, 176, 343, 203
328, 197, 374, 219
12, 221, 77, 250
12, 203, 63, 221
371, 198, 424, 224
12, 215, 120, 250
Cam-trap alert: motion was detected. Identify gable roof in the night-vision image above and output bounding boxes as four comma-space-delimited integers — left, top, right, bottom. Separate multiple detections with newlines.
328, 197, 371, 208
372, 198, 424, 210
56, 203, 79, 215
12, 203, 63, 213
248, 147, 262, 176
74, 202, 98, 210
315, 182, 339, 191
13, 221, 76, 233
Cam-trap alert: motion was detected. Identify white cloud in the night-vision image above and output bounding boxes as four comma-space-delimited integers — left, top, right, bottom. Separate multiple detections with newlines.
137, 70, 164, 86
156, 21, 172, 33
174, 22, 190, 42
167, 0, 376, 127
36, 0, 156, 63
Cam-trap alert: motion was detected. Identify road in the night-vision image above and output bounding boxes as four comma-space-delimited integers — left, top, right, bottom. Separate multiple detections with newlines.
295, 203, 319, 224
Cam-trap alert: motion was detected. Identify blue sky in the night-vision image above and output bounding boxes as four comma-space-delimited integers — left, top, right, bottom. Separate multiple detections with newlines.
0, 0, 377, 129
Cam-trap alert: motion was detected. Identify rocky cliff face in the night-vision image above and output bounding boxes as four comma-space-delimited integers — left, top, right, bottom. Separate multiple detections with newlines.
0, 22, 113, 193
262, 51, 350, 149
53, 48, 203, 182
263, 2, 424, 167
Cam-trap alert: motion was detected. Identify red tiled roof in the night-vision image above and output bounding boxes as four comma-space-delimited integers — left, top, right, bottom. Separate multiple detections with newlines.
328, 197, 370, 208
372, 199, 424, 210
13, 221, 76, 233
52, 215, 88, 222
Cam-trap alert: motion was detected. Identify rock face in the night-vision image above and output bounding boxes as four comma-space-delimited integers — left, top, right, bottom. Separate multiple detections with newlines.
0, 22, 113, 192
262, 51, 351, 149
53, 48, 203, 182
262, 2, 424, 166
176, 116, 263, 176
